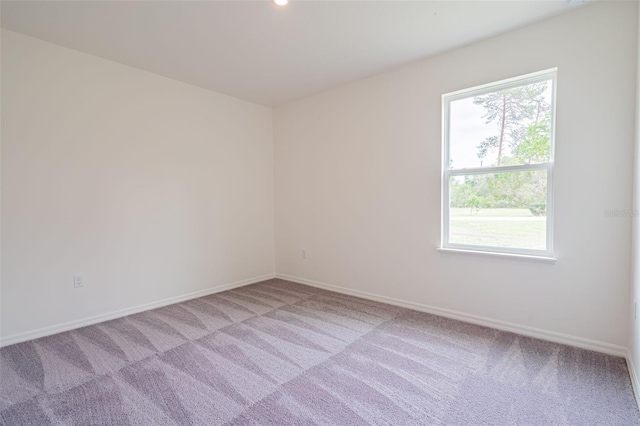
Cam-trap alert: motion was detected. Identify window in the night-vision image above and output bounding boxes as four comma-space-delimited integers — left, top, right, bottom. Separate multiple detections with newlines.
441, 69, 556, 258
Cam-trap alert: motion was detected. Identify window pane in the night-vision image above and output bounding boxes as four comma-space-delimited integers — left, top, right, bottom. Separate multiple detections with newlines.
449, 79, 553, 169
448, 170, 547, 250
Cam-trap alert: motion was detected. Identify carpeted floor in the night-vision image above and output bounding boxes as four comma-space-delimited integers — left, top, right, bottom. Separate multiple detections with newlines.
0, 279, 638, 425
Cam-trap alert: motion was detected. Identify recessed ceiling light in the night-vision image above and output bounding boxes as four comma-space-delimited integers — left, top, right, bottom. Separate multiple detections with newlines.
274, 0, 288, 6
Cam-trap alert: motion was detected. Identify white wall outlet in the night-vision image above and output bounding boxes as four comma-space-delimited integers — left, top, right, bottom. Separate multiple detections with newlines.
73, 275, 84, 288
302, 249, 307, 259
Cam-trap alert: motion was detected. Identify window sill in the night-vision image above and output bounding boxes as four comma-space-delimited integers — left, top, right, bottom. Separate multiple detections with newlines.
437, 248, 557, 264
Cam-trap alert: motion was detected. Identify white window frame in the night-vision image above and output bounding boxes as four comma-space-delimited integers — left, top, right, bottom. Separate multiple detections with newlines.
441, 69, 557, 258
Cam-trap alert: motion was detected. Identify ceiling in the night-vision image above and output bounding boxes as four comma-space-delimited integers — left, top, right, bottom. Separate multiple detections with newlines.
1, 0, 587, 107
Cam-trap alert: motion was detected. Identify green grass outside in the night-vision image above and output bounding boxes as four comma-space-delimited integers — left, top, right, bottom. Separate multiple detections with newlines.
449, 208, 545, 249
450, 208, 535, 217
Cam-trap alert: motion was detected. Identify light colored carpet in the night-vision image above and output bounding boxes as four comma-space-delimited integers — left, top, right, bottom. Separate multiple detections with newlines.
0, 279, 638, 425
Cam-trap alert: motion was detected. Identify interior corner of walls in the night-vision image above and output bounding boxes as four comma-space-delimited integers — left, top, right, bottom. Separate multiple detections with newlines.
627, 349, 640, 411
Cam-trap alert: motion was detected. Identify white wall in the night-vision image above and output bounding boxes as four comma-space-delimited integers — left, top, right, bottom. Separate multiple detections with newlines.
629, 0, 640, 397
2, 1, 638, 355
274, 1, 638, 350
1, 30, 274, 341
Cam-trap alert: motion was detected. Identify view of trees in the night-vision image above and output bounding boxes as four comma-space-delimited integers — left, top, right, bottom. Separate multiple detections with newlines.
450, 170, 547, 215
450, 81, 551, 215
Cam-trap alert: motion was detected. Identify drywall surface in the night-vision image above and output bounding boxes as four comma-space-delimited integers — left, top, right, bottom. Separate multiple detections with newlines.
1, 30, 274, 340
275, 1, 637, 348
629, 0, 640, 400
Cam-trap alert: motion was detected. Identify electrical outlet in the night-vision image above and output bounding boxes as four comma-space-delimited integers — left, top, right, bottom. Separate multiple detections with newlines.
73, 275, 84, 288
302, 249, 307, 259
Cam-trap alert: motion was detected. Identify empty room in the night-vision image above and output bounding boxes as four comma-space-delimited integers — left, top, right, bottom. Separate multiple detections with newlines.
2, 0, 640, 424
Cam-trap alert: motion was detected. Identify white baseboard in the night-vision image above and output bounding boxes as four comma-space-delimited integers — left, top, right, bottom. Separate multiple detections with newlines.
3, 271, 629, 359
627, 349, 640, 411
0, 273, 275, 348
276, 273, 627, 358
